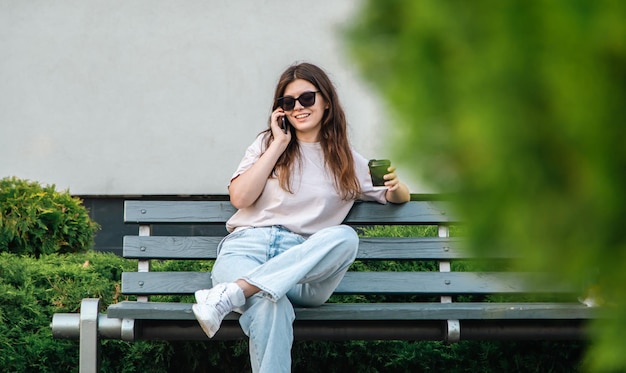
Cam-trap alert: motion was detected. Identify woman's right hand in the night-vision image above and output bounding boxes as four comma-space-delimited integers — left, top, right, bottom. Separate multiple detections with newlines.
270, 108, 292, 147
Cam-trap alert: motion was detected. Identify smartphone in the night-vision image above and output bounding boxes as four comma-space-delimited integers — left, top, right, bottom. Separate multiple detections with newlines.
281, 116, 288, 133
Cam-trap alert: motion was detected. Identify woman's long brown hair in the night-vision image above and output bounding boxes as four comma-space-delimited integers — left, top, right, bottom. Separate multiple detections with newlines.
263, 62, 361, 200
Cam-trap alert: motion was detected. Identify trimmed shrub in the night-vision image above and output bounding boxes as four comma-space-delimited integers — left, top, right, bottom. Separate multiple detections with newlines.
0, 251, 249, 373
0, 252, 130, 372
0, 176, 99, 256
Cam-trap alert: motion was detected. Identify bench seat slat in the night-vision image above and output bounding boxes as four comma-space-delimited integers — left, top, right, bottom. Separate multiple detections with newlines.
121, 271, 575, 295
124, 200, 457, 224
107, 301, 595, 321
123, 236, 466, 260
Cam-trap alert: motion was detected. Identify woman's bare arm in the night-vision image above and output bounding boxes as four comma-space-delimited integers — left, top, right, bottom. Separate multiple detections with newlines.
229, 110, 291, 209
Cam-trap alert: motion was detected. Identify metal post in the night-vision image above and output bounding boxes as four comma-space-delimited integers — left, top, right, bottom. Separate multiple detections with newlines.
79, 298, 101, 373
438, 225, 461, 342
137, 224, 151, 302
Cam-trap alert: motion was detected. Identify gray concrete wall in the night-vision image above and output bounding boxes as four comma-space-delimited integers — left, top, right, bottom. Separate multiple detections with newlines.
1, 1, 424, 195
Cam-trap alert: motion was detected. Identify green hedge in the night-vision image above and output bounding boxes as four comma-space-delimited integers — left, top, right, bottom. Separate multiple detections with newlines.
0, 177, 99, 256
0, 246, 585, 372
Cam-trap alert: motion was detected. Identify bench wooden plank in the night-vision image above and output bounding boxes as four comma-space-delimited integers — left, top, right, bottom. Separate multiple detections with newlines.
124, 201, 237, 224
107, 301, 595, 321
344, 200, 457, 224
123, 236, 221, 259
121, 271, 576, 295
123, 236, 466, 260
335, 272, 575, 294
121, 272, 213, 294
124, 200, 458, 224
357, 237, 466, 259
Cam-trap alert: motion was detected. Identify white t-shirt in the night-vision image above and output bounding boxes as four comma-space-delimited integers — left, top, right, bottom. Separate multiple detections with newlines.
226, 134, 387, 235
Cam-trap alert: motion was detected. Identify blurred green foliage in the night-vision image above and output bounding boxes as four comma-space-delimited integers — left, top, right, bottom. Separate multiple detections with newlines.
346, 0, 626, 371
0, 176, 100, 256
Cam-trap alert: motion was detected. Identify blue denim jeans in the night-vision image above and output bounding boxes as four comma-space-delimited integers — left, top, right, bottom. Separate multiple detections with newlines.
211, 225, 359, 373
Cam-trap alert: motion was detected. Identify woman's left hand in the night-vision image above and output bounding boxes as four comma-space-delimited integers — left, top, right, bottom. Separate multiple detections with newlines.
383, 166, 411, 203
383, 166, 400, 191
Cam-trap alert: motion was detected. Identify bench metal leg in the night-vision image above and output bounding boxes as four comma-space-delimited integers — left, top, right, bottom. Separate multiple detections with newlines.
446, 319, 461, 343
79, 298, 101, 373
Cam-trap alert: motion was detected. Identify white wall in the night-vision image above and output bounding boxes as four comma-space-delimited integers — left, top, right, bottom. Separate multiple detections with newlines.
0, 0, 424, 195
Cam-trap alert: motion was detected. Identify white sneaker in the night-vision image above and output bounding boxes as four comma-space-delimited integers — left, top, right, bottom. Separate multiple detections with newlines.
192, 283, 245, 338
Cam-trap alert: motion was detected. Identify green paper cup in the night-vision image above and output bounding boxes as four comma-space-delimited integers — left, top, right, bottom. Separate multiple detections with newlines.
368, 159, 391, 187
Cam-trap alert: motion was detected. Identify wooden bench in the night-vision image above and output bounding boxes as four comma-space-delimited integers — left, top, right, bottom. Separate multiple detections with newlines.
51, 197, 595, 372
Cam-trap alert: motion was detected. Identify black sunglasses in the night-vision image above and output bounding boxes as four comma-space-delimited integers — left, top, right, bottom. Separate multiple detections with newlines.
277, 91, 320, 111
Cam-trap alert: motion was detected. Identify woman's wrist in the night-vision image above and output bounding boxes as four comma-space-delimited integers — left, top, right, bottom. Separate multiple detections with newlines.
386, 182, 410, 204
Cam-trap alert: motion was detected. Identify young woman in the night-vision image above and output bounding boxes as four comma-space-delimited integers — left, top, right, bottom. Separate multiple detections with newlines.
193, 62, 410, 372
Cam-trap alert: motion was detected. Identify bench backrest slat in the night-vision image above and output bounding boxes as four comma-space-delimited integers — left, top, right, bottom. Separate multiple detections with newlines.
121, 271, 574, 296
125, 201, 236, 224
124, 200, 457, 225
123, 236, 221, 259
123, 236, 466, 260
